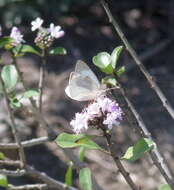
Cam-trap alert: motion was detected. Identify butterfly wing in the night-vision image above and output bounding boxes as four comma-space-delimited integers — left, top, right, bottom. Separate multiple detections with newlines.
65, 60, 101, 101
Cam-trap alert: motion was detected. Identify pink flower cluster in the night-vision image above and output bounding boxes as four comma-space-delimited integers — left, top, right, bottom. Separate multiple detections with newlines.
70, 96, 123, 134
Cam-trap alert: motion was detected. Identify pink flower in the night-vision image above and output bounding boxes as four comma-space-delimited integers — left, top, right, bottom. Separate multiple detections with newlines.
70, 96, 123, 134
10, 27, 24, 45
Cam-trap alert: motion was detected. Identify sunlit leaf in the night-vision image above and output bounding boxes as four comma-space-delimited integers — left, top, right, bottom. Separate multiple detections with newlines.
102, 76, 117, 87
110, 46, 123, 69
65, 161, 74, 186
159, 184, 172, 190
0, 152, 5, 160
79, 168, 92, 190
56, 133, 102, 150
1, 65, 18, 92
79, 147, 86, 162
23, 89, 40, 99
49, 47, 67, 55
116, 66, 125, 77
122, 138, 155, 162
93, 52, 113, 74
0, 175, 8, 187
0, 37, 15, 48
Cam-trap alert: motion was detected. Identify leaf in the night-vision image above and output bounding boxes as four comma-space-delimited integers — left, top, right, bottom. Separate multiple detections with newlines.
159, 184, 172, 190
0, 37, 15, 48
56, 133, 102, 150
93, 52, 114, 74
10, 97, 22, 108
102, 76, 117, 87
116, 66, 125, 76
0, 175, 8, 187
79, 147, 86, 162
110, 46, 123, 69
13, 44, 41, 56
1, 65, 18, 92
65, 162, 74, 186
23, 89, 40, 99
122, 138, 155, 162
49, 47, 67, 55
79, 168, 92, 190
0, 152, 5, 160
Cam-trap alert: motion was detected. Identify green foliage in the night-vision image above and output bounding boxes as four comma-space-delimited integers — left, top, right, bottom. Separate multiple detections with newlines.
102, 76, 117, 86
1, 64, 19, 93
122, 138, 155, 162
0, 152, 5, 160
159, 184, 172, 190
12, 44, 41, 56
92, 46, 124, 76
0, 175, 8, 187
65, 161, 74, 186
56, 133, 102, 150
0, 37, 15, 49
79, 147, 86, 162
49, 47, 67, 55
23, 89, 40, 98
79, 168, 92, 190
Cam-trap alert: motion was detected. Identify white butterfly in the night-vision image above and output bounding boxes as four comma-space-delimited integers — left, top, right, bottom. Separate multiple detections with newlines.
65, 60, 104, 101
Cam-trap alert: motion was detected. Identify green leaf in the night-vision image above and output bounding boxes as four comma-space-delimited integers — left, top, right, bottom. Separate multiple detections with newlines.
122, 138, 155, 162
65, 162, 74, 186
0, 152, 5, 160
10, 97, 22, 108
1, 65, 18, 92
79, 147, 86, 162
102, 76, 117, 87
13, 44, 41, 56
93, 52, 114, 74
49, 47, 67, 55
56, 133, 102, 150
0, 37, 15, 48
23, 89, 40, 99
116, 66, 125, 77
0, 175, 8, 187
159, 184, 172, 190
110, 46, 123, 69
79, 168, 92, 190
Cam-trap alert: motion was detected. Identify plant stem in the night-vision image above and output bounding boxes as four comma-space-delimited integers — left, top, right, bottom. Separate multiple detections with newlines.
100, 0, 174, 120
113, 72, 174, 188
39, 49, 47, 113
102, 128, 139, 190
0, 72, 26, 168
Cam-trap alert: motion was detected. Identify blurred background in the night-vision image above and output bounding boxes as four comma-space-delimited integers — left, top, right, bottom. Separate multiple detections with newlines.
0, 0, 174, 189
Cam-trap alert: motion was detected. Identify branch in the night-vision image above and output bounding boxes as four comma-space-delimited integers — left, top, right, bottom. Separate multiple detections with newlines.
38, 49, 47, 113
114, 79, 174, 188
102, 129, 139, 190
0, 169, 26, 177
0, 72, 26, 167
0, 136, 49, 149
7, 184, 47, 190
100, 0, 174, 120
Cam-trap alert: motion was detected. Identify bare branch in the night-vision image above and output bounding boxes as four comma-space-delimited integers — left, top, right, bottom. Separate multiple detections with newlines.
7, 184, 47, 190
100, 0, 174, 120
0, 71, 26, 167
0, 136, 49, 149
0, 169, 26, 177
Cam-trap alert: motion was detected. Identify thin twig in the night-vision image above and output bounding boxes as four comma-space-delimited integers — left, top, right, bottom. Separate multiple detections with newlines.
0, 72, 26, 167
0, 160, 20, 167
26, 165, 77, 190
7, 184, 47, 190
0, 169, 26, 177
100, 0, 174, 120
0, 136, 49, 149
38, 49, 47, 113
113, 76, 174, 188
13, 58, 56, 140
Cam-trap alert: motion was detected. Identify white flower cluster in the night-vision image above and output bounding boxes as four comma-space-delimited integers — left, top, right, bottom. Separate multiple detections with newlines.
70, 96, 123, 134
31, 17, 65, 39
